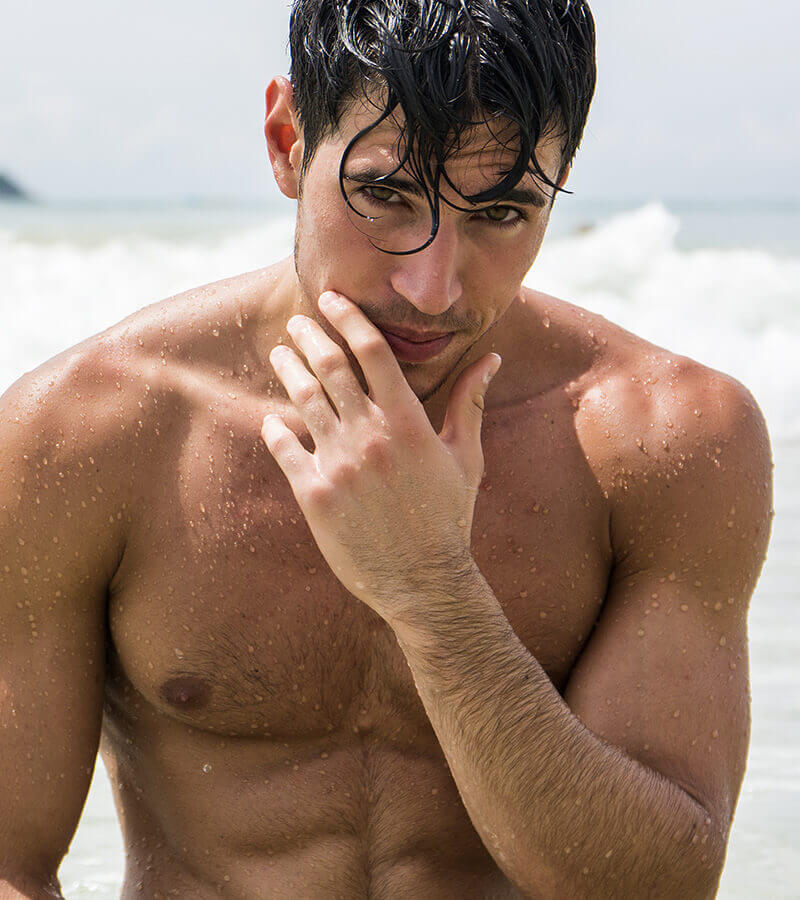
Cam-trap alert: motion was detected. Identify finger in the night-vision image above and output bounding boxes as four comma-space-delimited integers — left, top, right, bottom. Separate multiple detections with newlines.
261, 412, 314, 478
317, 291, 413, 407
269, 344, 338, 444
286, 315, 371, 422
440, 354, 500, 473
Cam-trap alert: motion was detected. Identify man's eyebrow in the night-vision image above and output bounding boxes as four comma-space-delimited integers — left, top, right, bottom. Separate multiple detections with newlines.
496, 186, 548, 209
343, 169, 427, 199
343, 167, 548, 208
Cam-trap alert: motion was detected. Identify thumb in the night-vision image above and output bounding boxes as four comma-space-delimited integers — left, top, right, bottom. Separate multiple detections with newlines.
440, 352, 502, 452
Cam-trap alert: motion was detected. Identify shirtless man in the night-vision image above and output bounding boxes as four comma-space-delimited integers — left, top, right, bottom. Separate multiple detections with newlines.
0, 0, 773, 897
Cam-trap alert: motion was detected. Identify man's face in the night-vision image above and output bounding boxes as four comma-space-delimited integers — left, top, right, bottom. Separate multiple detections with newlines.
291, 95, 565, 403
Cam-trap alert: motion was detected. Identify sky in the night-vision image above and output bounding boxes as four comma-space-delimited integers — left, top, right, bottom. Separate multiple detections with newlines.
0, 0, 797, 204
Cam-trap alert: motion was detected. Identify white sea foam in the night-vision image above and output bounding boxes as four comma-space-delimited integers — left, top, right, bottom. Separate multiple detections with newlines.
0, 215, 296, 396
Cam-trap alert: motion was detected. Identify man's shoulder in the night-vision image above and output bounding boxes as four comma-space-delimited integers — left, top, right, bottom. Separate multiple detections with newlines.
577, 327, 770, 486
559, 307, 774, 566
0, 331, 166, 544
4, 318, 167, 461
3, 262, 281, 455
0, 337, 140, 581
516, 287, 772, 517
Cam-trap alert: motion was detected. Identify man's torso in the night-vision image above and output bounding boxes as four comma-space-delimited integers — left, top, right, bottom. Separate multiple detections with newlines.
65, 259, 670, 897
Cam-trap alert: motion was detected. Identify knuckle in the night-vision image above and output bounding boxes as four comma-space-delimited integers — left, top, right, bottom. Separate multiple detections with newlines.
295, 381, 322, 406
316, 349, 344, 377
359, 336, 387, 357
305, 482, 333, 507
360, 437, 390, 466
265, 429, 291, 451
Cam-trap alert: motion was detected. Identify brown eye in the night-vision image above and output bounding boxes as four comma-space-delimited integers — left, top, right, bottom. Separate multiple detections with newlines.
484, 205, 513, 222
366, 186, 397, 203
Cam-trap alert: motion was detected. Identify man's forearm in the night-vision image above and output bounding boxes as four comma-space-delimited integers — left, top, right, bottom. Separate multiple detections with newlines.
390, 564, 724, 899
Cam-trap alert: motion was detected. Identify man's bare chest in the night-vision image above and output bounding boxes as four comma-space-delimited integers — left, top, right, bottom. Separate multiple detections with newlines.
106, 394, 611, 741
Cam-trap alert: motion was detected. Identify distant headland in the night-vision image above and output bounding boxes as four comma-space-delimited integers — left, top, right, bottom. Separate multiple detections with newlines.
0, 173, 29, 200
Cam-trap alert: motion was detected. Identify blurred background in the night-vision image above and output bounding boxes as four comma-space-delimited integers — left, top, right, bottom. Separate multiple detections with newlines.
1, 0, 798, 896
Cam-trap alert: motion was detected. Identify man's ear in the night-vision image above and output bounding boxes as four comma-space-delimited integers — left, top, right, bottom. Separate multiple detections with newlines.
557, 163, 571, 190
264, 76, 304, 200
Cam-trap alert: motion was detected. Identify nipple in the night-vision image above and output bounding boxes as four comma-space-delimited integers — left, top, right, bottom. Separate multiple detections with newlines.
160, 675, 211, 710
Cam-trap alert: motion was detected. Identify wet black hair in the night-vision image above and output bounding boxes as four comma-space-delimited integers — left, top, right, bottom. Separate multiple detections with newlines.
288, 0, 596, 252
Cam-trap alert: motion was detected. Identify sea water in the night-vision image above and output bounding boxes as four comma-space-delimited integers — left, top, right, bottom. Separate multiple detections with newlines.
0, 198, 797, 898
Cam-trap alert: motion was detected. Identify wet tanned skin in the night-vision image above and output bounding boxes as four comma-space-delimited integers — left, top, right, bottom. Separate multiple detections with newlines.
100, 273, 614, 898
1, 266, 768, 898
0, 87, 771, 899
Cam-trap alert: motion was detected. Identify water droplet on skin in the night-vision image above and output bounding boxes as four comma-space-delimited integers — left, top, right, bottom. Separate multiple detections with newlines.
542, 316, 551, 328
202, 763, 212, 774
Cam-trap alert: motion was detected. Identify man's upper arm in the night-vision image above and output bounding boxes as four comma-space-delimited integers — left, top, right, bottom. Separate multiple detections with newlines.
0, 356, 129, 890
564, 367, 773, 841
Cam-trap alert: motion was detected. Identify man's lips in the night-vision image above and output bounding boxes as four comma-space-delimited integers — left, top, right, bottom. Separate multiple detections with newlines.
377, 326, 452, 342
378, 328, 454, 362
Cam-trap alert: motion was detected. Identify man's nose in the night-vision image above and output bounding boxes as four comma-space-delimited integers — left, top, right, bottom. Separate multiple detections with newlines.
388, 218, 463, 315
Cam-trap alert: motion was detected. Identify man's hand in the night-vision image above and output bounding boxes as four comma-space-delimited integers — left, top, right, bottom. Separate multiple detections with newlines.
261, 290, 501, 623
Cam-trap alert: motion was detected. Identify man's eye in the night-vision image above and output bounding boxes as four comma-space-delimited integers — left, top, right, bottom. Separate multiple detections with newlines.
482, 205, 519, 224
364, 186, 399, 204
